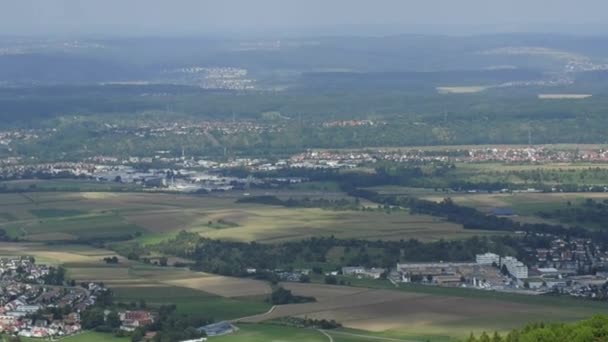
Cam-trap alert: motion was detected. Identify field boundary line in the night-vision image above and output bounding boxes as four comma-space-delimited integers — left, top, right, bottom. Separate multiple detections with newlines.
323, 330, 421, 342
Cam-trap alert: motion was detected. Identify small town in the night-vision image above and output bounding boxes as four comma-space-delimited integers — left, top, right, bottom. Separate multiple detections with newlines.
0, 257, 103, 338
378, 235, 608, 299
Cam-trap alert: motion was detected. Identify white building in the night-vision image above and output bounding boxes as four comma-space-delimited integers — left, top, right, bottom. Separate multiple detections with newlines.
341, 266, 366, 275
501, 256, 528, 279
15, 305, 41, 313
476, 253, 500, 265
361, 268, 386, 279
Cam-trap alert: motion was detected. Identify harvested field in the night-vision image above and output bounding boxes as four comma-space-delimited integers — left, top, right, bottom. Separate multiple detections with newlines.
241, 283, 608, 337
164, 275, 272, 298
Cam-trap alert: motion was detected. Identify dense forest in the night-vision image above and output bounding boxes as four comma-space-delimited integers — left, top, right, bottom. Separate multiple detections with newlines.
143, 231, 527, 276
466, 315, 608, 342
3, 83, 608, 158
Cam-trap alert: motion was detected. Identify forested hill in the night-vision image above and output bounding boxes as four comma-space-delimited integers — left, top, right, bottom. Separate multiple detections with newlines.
296, 69, 543, 91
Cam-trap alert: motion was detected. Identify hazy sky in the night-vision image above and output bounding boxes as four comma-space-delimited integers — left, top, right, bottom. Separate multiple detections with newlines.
2, 0, 608, 37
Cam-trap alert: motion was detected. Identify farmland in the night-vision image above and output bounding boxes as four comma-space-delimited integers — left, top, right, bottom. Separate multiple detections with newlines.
419, 191, 608, 227
0, 191, 492, 243
240, 282, 608, 339
0, 241, 272, 321
2, 189, 608, 340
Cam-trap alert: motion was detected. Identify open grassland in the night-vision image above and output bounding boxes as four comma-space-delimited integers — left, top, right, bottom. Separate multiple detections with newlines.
240, 282, 608, 339
0, 191, 488, 243
214, 324, 327, 342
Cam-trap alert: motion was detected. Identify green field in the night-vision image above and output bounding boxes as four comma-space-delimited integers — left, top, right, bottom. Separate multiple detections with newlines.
112, 285, 271, 321
214, 324, 327, 342
0, 191, 493, 243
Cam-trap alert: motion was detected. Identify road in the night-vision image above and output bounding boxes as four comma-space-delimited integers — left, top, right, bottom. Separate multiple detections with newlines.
230, 305, 277, 323
319, 329, 334, 342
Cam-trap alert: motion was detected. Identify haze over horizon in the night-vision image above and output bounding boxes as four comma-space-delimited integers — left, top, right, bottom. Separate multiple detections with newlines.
2, 0, 608, 37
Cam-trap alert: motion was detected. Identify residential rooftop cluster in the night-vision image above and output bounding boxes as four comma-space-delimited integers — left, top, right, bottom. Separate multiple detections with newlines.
0, 257, 105, 338
165, 66, 255, 90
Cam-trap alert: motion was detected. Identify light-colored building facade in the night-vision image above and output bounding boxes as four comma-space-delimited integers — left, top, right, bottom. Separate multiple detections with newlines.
501, 256, 528, 279
476, 253, 500, 265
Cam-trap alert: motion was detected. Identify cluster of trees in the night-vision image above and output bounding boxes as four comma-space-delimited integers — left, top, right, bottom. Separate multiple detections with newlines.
236, 195, 361, 211
36, 305, 75, 321
131, 305, 210, 342
41, 266, 66, 286
81, 307, 121, 331
538, 198, 608, 228
103, 256, 120, 264
80, 290, 210, 342
0, 228, 11, 241
465, 315, 608, 342
269, 287, 315, 305
323, 275, 353, 286
275, 316, 342, 330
